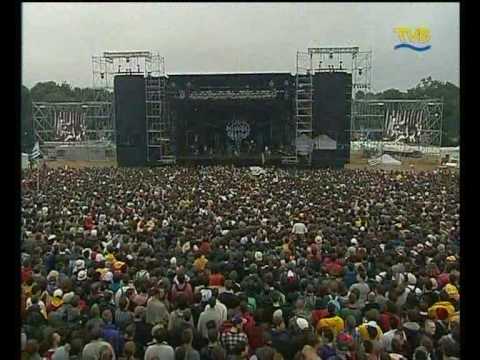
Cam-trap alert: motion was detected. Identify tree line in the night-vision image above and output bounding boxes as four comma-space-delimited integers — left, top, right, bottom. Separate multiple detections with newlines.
21, 77, 459, 151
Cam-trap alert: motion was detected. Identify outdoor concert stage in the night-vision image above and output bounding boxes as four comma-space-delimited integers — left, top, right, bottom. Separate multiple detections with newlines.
114, 71, 352, 168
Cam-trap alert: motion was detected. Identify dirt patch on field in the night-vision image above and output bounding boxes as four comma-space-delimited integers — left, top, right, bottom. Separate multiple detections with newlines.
44, 160, 117, 168
43, 153, 448, 172
347, 152, 442, 172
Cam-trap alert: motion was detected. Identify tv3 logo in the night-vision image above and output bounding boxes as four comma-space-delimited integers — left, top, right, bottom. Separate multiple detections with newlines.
394, 26, 431, 51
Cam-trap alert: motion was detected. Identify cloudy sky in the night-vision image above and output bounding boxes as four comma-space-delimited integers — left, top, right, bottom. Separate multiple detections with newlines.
22, 3, 459, 92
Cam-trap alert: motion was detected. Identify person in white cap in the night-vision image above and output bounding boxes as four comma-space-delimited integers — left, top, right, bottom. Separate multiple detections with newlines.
77, 270, 88, 282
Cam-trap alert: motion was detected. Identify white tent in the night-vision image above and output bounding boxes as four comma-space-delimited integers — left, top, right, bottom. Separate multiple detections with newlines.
249, 166, 266, 176
313, 134, 337, 150
21, 153, 30, 170
368, 154, 402, 166
296, 134, 314, 155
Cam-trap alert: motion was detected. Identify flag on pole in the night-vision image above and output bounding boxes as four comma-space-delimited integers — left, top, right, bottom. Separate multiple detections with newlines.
29, 141, 41, 160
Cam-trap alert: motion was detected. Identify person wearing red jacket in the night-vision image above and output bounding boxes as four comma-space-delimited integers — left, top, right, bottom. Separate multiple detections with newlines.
84, 213, 94, 231
171, 273, 194, 305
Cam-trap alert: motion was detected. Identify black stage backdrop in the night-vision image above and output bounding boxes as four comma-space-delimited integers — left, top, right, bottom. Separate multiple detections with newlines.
312, 72, 352, 165
114, 75, 147, 167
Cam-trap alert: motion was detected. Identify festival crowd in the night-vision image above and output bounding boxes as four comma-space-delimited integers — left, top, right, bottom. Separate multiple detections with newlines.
20, 166, 460, 360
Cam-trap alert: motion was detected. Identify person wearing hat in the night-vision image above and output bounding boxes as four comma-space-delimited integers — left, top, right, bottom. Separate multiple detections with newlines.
220, 313, 248, 355
335, 332, 355, 359
47, 289, 64, 313
72, 259, 85, 276
76, 269, 88, 283
356, 320, 385, 358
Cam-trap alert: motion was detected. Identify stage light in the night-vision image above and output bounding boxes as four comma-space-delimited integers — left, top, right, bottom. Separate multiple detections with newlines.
358, 67, 363, 76
329, 51, 334, 59
100, 72, 105, 79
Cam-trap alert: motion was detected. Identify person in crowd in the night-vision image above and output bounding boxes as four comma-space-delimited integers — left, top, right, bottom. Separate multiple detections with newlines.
82, 326, 117, 360
200, 327, 227, 360
20, 166, 460, 360
146, 288, 170, 327
175, 328, 201, 360
197, 297, 223, 341
144, 325, 175, 360
220, 314, 249, 356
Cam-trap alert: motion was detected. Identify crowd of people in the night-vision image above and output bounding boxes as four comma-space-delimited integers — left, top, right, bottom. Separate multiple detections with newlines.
20, 165, 460, 360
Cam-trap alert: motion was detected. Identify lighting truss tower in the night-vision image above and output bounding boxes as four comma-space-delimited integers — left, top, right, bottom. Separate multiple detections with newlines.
352, 51, 373, 96
307, 47, 372, 97
93, 51, 172, 163
290, 51, 314, 165
146, 75, 174, 163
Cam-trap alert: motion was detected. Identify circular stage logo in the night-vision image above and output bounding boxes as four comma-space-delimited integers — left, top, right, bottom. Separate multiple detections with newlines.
226, 118, 250, 143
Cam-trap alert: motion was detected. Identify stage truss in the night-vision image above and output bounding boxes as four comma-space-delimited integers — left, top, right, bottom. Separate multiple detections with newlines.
308, 47, 372, 96
33, 101, 114, 143
351, 99, 443, 155
286, 47, 373, 165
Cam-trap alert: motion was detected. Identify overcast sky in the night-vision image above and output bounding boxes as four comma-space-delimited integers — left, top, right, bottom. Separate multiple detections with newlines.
22, 3, 459, 92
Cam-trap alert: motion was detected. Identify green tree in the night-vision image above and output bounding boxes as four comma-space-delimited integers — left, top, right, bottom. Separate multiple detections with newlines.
406, 77, 459, 146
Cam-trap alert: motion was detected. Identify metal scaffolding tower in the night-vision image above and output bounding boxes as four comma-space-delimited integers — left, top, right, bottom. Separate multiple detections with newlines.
284, 47, 372, 166
92, 51, 173, 163
146, 76, 174, 163
294, 51, 314, 165
307, 47, 372, 98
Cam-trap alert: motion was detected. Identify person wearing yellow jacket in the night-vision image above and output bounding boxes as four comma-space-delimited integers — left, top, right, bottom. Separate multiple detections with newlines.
428, 291, 455, 320
356, 320, 384, 342
316, 303, 345, 336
